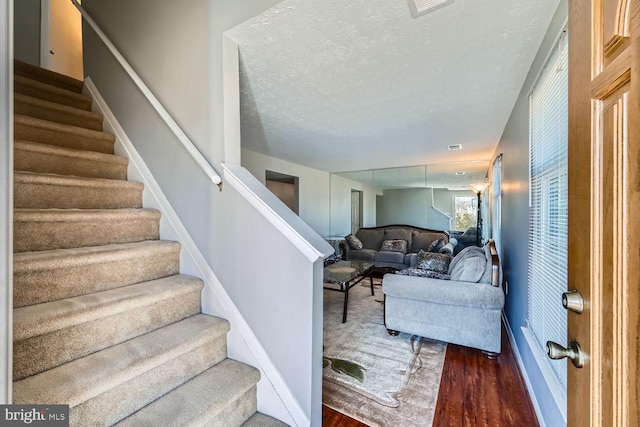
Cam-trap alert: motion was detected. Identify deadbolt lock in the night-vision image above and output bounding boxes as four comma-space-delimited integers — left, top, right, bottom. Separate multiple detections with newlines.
562, 290, 584, 314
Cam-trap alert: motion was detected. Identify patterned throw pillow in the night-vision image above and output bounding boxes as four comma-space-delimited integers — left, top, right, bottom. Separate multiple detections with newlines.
345, 234, 363, 250
416, 250, 451, 274
380, 239, 408, 253
426, 237, 446, 253
395, 268, 451, 280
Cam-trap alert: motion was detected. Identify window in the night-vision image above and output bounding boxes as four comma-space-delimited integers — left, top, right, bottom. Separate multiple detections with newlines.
527, 29, 568, 391
454, 196, 476, 231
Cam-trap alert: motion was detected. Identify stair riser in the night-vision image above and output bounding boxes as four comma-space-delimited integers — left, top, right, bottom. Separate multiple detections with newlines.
15, 121, 114, 154
71, 339, 227, 427
15, 61, 84, 93
13, 214, 160, 252
14, 180, 143, 210
15, 143, 127, 180
15, 81, 91, 111
14, 245, 180, 307
14, 290, 202, 380
206, 387, 258, 427
15, 100, 103, 131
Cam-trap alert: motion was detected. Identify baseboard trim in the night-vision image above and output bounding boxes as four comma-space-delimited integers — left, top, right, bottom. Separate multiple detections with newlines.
502, 313, 546, 427
83, 78, 306, 427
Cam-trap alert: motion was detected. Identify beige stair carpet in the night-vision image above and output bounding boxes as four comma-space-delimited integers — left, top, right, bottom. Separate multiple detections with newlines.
12, 60, 288, 426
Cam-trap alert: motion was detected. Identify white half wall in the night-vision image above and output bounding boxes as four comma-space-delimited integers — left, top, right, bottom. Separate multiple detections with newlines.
0, 0, 13, 403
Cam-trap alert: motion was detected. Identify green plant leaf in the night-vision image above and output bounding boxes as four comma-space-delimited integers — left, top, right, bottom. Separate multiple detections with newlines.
330, 358, 366, 382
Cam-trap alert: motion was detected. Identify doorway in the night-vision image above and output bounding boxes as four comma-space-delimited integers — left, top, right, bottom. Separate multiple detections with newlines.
265, 170, 299, 215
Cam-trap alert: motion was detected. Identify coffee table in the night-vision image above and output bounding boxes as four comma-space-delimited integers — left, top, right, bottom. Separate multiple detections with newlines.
323, 260, 375, 323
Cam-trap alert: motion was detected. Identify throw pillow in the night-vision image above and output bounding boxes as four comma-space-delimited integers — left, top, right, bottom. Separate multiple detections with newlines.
427, 237, 446, 253
396, 268, 451, 280
448, 247, 486, 283
380, 239, 408, 253
345, 234, 363, 250
438, 242, 455, 256
415, 250, 451, 274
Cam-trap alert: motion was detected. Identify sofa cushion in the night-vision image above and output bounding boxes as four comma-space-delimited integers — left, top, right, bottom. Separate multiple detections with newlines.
396, 268, 451, 280
375, 250, 406, 265
345, 234, 363, 250
380, 239, 408, 253
448, 246, 486, 283
411, 231, 447, 253
348, 248, 377, 262
416, 250, 451, 274
355, 229, 385, 250
384, 228, 413, 247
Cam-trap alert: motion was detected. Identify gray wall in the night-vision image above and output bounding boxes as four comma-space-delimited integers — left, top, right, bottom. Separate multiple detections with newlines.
492, 1, 568, 425
15, 0, 41, 65
376, 188, 451, 230
329, 173, 378, 237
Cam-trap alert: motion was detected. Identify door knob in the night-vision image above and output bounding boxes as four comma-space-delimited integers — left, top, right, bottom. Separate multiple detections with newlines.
546, 340, 585, 368
562, 290, 584, 314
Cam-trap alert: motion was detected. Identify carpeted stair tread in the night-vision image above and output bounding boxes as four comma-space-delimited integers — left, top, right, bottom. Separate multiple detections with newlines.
15, 75, 92, 110
14, 171, 143, 209
13, 275, 204, 380
13, 314, 230, 408
14, 274, 203, 341
14, 240, 181, 307
14, 114, 115, 154
15, 60, 84, 93
13, 208, 161, 252
115, 359, 260, 427
14, 140, 128, 180
242, 413, 290, 427
15, 93, 103, 130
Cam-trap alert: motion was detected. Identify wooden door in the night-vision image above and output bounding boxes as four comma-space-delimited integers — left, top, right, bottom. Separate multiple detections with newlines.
568, 0, 639, 425
41, 0, 83, 80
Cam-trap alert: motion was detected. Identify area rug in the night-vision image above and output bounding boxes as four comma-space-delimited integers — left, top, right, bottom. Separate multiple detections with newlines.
323, 282, 447, 427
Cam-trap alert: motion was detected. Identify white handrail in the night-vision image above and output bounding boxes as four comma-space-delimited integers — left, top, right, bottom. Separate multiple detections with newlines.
71, 0, 222, 188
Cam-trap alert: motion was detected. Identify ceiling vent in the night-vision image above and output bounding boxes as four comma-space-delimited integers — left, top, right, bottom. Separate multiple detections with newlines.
448, 144, 462, 151
455, 171, 465, 175
407, 0, 454, 19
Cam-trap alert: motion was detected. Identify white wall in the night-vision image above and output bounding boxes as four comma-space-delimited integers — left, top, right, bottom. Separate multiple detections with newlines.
14, 0, 40, 65
329, 173, 378, 237
242, 148, 331, 237
1, 0, 13, 403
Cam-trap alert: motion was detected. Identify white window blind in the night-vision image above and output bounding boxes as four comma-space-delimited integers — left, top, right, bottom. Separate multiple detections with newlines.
491, 154, 502, 259
528, 29, 568, 390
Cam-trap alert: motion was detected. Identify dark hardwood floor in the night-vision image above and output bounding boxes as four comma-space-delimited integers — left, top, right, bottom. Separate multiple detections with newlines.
322, 324, 538, 427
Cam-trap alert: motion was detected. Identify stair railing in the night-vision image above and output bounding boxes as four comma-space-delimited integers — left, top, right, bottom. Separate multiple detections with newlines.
70, 0, 222, 189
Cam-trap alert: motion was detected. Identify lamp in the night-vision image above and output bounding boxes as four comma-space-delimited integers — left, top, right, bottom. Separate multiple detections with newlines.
470, 183, 487, 246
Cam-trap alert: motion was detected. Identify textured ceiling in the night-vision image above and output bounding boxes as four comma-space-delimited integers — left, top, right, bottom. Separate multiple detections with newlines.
228, 0, 560, 173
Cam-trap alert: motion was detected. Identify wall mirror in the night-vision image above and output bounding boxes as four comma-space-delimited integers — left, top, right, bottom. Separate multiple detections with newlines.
329, 161, 489, 239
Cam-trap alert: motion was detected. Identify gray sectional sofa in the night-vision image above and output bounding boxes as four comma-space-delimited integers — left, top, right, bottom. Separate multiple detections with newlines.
338, 225, 452, 270
382, 240, 504, 355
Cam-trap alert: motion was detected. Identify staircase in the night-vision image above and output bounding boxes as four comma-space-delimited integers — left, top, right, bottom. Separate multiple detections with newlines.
12, 60, 288, 427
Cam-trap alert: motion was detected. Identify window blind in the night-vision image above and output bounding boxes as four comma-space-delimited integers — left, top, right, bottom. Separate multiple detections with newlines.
528, 30, 568, 390
491, 154, 502, 259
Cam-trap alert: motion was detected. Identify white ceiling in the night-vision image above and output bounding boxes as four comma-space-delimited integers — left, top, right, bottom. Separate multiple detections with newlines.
228, 0, 560, 174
